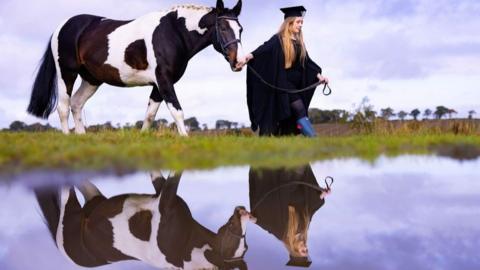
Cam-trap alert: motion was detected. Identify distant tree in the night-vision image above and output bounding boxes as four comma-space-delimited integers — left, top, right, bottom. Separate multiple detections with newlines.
468, 110, 476, 120
231, 122, 239, 129
9, 121, 27, 131
380, 107, 395, 120
410, 109, 421, 121
202, 123, 208, 130
397, 110, 408, 121
423, 109, 432, 120
184, 117, 200, 131
216, 120, 232, 129
447, 109, 457, 119
152, 119, 168, 129
434, 106, 449, 119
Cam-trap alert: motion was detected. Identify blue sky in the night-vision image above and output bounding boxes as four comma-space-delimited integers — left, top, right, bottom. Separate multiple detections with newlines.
0, 0, 479, 129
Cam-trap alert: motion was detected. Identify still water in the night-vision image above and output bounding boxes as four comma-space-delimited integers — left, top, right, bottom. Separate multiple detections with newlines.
0, 156, 479, 270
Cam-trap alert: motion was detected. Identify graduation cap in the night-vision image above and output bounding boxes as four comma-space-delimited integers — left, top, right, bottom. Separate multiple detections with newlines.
286, 255, 312, 267
280, 6, 307, 19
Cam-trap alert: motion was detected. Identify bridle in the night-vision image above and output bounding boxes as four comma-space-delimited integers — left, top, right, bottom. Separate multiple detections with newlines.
215, 16, 242, 58
219, 221, 247, 263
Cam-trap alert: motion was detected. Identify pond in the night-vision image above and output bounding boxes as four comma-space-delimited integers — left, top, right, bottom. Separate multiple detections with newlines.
0, 156, 479, 270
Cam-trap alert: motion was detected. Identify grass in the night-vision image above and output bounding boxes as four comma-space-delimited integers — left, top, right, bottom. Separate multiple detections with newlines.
1, 129, 479, 174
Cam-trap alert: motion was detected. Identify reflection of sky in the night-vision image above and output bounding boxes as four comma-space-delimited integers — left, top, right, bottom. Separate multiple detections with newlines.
0, 156, 479, 269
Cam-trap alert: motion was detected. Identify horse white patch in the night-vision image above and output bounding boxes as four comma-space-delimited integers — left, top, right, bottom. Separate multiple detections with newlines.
227, 19, 245, 63
105, 6, 211, 86
233, 216, 249, 258
105, 14, 160, 86
183, 245, 215, 270
176, 8, 210, 35
109, 195, 177, 269
166, 102, 188, 136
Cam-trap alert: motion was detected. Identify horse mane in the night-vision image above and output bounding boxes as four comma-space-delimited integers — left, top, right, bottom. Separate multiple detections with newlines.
167, 4, 213, 12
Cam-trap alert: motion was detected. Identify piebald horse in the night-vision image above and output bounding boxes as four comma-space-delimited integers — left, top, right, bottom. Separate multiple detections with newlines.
27, 0, 245, 135
35, 171, 256, 270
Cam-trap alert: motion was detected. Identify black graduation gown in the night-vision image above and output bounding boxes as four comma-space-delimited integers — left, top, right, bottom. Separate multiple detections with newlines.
246, 35, 322, 136
248, 165, 326, 241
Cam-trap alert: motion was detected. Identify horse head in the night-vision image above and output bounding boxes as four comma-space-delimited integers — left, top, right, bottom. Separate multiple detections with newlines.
205, 205, 256, 270
211, 0, 245, 72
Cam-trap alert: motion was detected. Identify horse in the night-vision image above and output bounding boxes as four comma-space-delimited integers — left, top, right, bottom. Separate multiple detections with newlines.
27, 0, 245, 135
34, 171, 256, 270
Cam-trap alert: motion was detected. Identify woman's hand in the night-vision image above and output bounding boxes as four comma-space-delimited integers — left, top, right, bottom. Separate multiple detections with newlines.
317, 74, 329, 84
245, 53, 254, 62
236, 53, 253, 69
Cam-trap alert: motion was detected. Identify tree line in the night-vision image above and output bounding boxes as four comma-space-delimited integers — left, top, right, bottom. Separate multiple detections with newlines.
3, 106, 476, 132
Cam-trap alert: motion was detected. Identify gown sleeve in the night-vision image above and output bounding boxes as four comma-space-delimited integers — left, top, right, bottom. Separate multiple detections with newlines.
306, 53, 322, 74
251, 35, 279, 59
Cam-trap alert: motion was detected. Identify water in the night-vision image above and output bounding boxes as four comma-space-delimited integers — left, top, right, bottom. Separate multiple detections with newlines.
0, 156, 479, 270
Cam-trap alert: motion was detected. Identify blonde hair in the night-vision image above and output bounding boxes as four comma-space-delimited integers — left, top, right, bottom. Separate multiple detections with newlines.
283, 206, 310, 257
278, 17, 307, 69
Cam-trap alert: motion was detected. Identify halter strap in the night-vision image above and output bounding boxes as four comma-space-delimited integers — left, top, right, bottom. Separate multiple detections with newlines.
215, 16, 242, 56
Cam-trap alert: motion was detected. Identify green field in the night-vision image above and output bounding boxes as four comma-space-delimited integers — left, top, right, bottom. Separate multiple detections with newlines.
1, 130, 479, 174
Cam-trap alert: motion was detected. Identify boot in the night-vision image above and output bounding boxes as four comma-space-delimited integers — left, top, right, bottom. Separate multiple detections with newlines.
296, 117, 316, 137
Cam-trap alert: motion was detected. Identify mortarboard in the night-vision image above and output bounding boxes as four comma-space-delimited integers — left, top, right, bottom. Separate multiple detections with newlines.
286, 255, 312, 267
280, 6, 307, 19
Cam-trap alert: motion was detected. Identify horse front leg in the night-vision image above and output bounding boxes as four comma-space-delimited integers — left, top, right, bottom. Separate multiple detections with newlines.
155, 71, 188, 136
141, 86, 163, 131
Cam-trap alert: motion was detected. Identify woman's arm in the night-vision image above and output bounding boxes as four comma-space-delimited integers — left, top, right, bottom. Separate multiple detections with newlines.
306, 53, 329, 83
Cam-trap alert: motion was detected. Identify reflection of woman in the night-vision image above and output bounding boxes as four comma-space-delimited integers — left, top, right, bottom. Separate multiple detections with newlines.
242, 6, 329, 137
248, 165, 331, 267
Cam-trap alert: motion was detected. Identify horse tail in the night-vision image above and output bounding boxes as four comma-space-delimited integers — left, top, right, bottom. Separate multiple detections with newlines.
34, 188, 61, 243
27, 38, 58, 119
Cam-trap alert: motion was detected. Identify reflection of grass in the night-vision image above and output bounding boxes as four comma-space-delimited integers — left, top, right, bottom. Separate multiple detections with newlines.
1, 130, 479, 173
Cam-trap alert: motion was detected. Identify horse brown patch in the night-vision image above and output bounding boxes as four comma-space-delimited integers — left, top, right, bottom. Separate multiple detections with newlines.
125, 39, 149, 70
128, 210, 153, 241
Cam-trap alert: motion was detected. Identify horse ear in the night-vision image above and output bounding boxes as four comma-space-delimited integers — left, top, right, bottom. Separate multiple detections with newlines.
232, 0, 242, 16
216, 0, 225, 13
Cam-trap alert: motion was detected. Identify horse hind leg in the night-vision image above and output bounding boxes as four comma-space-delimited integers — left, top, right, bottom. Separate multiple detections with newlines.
71, 79, 100, 134
51, 22, 79, 134
141, 86, 163, 131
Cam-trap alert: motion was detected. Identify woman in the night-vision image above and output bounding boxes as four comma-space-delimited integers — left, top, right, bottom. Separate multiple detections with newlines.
242, 6, 329, 137
248, 165, 331, 267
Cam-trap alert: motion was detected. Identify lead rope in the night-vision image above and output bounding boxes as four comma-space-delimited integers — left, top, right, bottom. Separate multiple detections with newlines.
247, 64, 332, 96
250, 177, 334, 213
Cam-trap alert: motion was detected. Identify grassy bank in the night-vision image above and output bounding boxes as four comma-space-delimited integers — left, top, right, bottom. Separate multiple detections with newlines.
1, 130, 479, 173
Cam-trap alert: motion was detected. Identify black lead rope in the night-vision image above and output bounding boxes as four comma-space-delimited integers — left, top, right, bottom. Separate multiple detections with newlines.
250, 177, 334, 213
247, 64, 332, 96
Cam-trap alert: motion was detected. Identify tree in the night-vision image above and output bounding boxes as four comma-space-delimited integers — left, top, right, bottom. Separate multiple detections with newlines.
216, 120, 232, 129
434, 106, 449, 119
397, 110, 408, 121
9, 121, 27, 131
468, 110, 476, 120
410, 109, 421, 121
184, 117, 200, 131
380, 107, 395, 120
423, 109, 432, 120
447, 109, 457, 119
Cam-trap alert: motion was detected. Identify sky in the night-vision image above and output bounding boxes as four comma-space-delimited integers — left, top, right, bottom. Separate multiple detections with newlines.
0, 0, 479, 129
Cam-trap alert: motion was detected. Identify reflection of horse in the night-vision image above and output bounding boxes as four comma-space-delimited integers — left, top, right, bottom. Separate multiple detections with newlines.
27, 0, 245, 135
35, 171, 255, 270
249, 165, 332, 267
